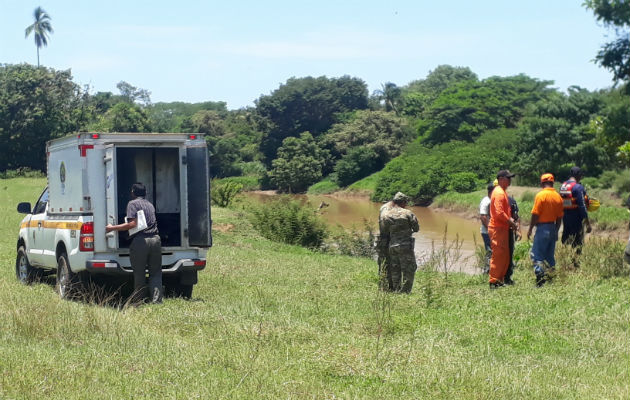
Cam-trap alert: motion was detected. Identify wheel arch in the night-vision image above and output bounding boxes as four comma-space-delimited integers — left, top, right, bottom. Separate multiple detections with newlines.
55, 241, 68, 261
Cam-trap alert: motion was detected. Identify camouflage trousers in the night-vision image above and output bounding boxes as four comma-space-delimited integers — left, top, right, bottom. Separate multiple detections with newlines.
388, 244, 417, 293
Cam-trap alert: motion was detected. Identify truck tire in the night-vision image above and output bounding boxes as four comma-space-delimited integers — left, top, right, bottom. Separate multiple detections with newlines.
56, 252, 80, 300
16, 246, 37, 284
164, 282, 193, 299
177, 284, 193, 299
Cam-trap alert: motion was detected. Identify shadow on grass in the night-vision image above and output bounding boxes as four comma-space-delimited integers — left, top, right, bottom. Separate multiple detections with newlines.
29, 272, 201, 309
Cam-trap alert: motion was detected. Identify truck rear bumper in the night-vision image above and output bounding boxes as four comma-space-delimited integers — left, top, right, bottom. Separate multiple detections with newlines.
85, 258, 206, 276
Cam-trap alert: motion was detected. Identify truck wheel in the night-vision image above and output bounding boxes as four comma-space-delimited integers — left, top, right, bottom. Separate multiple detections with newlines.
16, 246, 36, 284
177, 284, 193, 299
56, 253, 80, 300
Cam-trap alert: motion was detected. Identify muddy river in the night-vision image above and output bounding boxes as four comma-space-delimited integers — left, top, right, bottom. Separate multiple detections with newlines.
246, 192, 483, 274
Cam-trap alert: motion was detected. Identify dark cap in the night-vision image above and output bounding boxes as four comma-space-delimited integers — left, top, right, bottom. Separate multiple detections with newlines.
497, 170, 515, 179
570, 166, 583, 177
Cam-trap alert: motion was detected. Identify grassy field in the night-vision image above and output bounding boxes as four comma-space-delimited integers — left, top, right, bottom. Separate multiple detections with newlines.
1, 178, 629, 399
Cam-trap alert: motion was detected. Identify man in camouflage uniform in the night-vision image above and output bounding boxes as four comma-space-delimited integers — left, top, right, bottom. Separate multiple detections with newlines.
375, 200, 394, 290
378, 192, 419, 293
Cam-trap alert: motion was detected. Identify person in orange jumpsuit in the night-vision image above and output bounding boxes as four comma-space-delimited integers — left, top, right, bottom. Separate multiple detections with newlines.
489, 170, 518, 288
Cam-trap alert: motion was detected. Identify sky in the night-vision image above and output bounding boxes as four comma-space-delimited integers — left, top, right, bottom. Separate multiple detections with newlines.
0, 0, 617, 110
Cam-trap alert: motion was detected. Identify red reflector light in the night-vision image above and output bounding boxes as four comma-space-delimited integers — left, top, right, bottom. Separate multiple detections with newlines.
189, 134, 197, 140
92, 262, 105, 268
193, 260, 206, 267
80, 222, 94, 234
91, 133, 100, 139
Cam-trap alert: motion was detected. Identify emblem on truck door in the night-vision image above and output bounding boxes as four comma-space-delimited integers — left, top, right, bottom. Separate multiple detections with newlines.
60, 161, 66, 195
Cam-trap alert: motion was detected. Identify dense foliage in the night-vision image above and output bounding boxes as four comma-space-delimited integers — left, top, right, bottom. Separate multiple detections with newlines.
256, 75, 369, 164
372, 129, 519, 205
269, 132, 329, 193
0, 64, 81, 171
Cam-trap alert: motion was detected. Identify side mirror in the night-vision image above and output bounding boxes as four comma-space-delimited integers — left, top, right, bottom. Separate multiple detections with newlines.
17, 202, 32, 214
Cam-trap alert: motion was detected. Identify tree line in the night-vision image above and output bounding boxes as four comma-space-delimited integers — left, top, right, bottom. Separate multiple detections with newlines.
2, 1, 627, 203
0, 62, 628, 202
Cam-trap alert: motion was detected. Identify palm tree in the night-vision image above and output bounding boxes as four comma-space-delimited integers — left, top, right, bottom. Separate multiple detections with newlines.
24, 6, 54, 67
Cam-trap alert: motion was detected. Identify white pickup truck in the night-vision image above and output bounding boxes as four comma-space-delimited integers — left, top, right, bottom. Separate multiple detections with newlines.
16, 132, 212, 299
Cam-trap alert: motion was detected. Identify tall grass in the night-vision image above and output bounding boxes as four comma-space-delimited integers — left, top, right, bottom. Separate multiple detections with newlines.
0, 178, 628, 399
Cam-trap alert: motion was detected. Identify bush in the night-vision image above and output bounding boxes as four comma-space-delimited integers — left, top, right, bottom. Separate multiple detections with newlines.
235, 161, 267, 177
334, 147, 379, 187
580, 177, 600, 189
248, 197, 328, 248
519, 190, 535, 202
323, 222, 376, 258
0, 168, 45, 179
612, 168, 630, 195
216, 176, 260, 191
579, 237, 629, 278
211, 180, 243, 207
448, 172, 479, 193
307, 178, 340, 195
373, 130, 518, 204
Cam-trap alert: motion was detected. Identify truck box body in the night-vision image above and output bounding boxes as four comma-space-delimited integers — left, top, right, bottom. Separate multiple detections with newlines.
17, 132, 211, 287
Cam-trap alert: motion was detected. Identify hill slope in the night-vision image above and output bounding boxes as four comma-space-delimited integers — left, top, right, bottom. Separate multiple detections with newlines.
0, 178, 628, 399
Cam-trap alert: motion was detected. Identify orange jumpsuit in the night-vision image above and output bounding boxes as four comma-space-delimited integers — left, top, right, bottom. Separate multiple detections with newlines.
488, 186, 512, 284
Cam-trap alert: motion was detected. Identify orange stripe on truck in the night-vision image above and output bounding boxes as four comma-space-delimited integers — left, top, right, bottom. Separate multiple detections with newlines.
20, 221, 84, 230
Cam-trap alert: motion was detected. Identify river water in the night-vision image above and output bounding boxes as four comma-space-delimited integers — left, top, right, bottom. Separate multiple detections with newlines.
245, 192, 483, 274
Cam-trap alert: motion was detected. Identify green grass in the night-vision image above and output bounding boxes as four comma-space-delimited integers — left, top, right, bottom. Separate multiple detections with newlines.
347, 171, 381, 193
307, 177, 340, 194
213, 175, 260, 191
1, 178, 629, 399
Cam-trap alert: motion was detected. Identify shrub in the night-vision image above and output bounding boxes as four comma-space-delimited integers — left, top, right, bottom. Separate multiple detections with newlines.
519, 190, 535, 202
580, 177, 599, 189
448, 172, 479, 193
323, 222, 376, 258
334, 147, 380, 187
0, 168, 45, 179
612, 168, 630, 195
580, 237, 629, 278
211, 180, 243, 207
248, 197, 328, 248
308, 178, 340, 195
216, 176, 260, 191
236, 161, 267, 177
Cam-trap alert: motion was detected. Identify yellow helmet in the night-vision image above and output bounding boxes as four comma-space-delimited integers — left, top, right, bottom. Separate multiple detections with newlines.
587, 198, 600, 212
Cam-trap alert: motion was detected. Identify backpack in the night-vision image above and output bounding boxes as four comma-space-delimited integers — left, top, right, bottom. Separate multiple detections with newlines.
560, 180, 589, 210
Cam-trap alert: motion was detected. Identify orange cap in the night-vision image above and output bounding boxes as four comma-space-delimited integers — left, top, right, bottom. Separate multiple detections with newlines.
540, 173, 554, 183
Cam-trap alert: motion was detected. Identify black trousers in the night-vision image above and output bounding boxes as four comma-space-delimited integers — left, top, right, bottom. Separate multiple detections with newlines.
129, 234, 163, 303
505, 229, 516, 281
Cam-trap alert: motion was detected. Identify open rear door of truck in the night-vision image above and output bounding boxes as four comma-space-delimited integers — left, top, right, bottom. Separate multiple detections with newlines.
104, 145, 118, 250
186, 145, 212, 247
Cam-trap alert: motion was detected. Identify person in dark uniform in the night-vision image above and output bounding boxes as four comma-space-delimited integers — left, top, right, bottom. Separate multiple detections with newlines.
560, 166, 592, 257
106, 182, 163, 304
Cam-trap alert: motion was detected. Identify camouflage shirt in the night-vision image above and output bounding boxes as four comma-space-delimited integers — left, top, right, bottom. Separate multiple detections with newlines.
379, 206, 419, 247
